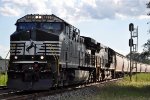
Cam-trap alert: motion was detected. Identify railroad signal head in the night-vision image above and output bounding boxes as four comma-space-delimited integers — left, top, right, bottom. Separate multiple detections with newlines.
129, 38, 133, 47
129, 23, 134, 32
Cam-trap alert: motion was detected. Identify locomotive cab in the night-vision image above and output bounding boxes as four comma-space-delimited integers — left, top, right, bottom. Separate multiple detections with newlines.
11, 22, 64, 41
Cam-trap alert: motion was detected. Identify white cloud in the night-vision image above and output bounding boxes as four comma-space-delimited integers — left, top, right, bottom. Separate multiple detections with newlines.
0, 4, 21, 16
81, 0, 97, 7
2, 0, 29, 6
115, 13, 128, 20
138, 15, 150, 19
0, 0, 51, 16
0, 0, 149, 21
26, 0, 51, 14
114, 0, 147, 17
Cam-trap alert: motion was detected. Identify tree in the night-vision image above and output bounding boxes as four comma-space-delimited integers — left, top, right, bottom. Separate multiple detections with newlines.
139, 2, 150, 64
147, 2, 150, 15
140, 52, 150, 64
139, 39, 150, 64
143, 39, 150, 52
126, 52, 141, 62
126, 51, 150, 64
0, 56, 3, 60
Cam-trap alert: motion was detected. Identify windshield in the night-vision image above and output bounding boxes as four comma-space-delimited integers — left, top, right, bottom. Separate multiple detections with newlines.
40, 23, 62, 32
17, 22, 63, 33
17, 23, 37, 31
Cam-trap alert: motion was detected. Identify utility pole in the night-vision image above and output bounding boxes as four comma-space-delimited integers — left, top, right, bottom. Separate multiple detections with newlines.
133, 26, 138, 82
129, 23, 134, 81
129, 23, 138, 81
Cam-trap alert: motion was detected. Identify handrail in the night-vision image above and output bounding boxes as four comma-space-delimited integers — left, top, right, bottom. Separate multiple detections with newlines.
3, 50, 10, 86
49, 44, 59, 86
5, 50, 10, 70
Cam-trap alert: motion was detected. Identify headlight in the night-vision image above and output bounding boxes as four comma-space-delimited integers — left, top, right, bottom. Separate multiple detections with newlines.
29, 66, 33, 70
14, 56, 18, 59
40, 56, 44, 59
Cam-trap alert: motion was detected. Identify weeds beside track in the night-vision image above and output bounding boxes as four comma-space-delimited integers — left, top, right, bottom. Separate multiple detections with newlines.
93, 73, 150, 100
0, 73, 7, 86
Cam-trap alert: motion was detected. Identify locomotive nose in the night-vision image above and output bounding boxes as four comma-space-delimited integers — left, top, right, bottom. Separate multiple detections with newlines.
35, 29, 59, 41
22, 62, 40, 82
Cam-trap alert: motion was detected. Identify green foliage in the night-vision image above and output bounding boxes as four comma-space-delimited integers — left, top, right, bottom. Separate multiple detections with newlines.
126, 52, 150, 64
0, 73, 7, 86
123, 73, 150, 82
92, 74, 150, 100
0, 56, 3, 60
126, 39, 150, 64
126, 52, 141, 62
143, 39, 150, 52
138, 39, 150, 64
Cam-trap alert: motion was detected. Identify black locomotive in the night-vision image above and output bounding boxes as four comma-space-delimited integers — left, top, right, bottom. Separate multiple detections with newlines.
7, 14, 150, 90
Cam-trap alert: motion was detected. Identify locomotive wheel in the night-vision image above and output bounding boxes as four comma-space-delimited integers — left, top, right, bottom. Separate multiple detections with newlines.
98, 72, 102, 82
88, 72, 93, 83
111, 70, 115, 79
88, 70, 95, 83
58, 71, 65, 87
101, 71, 105, 80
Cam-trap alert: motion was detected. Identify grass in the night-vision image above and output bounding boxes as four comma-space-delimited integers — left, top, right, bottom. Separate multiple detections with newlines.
92, 73, 150, 100
0, 72, 7, 86
1, 73, 150, 100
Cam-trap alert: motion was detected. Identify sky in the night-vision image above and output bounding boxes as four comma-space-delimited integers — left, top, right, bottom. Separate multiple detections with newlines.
0, 0, 150, 58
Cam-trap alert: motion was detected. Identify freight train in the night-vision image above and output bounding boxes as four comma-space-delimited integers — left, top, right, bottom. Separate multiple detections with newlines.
7, 14, 150, 90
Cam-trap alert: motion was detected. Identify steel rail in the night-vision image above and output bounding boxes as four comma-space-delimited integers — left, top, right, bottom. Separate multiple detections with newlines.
0, 78, 122, 100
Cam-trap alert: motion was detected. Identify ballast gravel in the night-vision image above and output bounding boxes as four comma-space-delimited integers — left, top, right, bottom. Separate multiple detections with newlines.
38, 83, 106, 100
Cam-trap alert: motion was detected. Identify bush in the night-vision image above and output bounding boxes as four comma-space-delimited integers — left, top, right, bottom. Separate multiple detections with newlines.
0, 73, 7, 86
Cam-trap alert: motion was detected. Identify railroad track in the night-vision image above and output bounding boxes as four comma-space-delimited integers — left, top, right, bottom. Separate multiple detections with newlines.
0, 89, 24, 99
0, 78, 122, 100
0, 86, 7, 90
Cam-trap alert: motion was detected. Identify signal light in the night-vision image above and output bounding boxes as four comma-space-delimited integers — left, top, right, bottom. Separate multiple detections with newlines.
129, 39, 133, 47
129, 23, 134, 32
